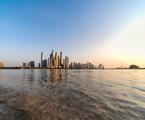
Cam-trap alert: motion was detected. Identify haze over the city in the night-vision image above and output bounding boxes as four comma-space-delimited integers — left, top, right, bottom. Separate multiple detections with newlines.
0, 0, 145, 68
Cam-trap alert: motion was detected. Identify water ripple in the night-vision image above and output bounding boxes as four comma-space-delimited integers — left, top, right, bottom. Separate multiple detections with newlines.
0, 69, 145, 120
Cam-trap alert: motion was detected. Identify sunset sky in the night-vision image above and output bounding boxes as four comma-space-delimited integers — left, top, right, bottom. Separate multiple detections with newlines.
0, 0, 145, 68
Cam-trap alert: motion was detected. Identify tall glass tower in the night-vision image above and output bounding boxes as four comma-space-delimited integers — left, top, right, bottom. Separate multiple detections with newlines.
41, 52, 43, 68
60, 51, 63, 67
50, 50, 54, 68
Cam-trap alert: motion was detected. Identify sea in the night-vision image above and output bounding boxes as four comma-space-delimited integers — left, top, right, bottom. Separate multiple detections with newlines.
0, 69, 145, 120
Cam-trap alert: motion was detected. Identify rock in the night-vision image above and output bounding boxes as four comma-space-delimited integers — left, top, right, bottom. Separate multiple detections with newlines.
58, 108, 62, 112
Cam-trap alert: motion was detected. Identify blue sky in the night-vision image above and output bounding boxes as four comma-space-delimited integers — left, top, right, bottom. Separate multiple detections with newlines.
1, 0, 145, 67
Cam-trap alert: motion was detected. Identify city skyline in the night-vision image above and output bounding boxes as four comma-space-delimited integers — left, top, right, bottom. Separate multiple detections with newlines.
40, 50, 69, 69
21, 50, 96, 69
1, 0, 145, 68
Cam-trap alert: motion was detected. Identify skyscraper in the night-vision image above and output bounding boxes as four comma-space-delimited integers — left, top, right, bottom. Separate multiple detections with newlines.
63, 58, 65, 69
58, 55, 60, 68
0, 62, 4, 68
41, 52, 43, 68
54, 52, 59, 68
50, 50, 54, 68
48, 58, 50, 67
27, 63, 30, 67
23, 62, 26, 68
30, 61, 35, 68
65, 56, 69, 69
38, 63, 40, 68
60, 51, 63, 67
43, 59, 47, 68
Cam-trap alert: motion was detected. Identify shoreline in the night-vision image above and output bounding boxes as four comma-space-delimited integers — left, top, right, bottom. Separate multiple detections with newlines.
0, 67, 145, 70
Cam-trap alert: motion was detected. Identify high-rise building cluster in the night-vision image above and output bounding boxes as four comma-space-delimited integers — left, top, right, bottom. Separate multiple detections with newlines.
40, 50, 69, 69
22, 50, 98, 69
69, 61, 96, 69
0, 62, 4, 68
23, 61, 35, 68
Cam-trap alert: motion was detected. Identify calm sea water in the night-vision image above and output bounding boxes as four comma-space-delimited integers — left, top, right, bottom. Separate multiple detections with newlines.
0, 69, 145, 120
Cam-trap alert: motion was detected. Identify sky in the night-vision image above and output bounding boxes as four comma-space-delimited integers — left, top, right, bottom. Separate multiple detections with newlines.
0, 0, 145, 68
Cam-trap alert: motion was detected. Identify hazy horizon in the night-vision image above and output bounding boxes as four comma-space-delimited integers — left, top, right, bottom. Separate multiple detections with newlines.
1, 0, 145, 68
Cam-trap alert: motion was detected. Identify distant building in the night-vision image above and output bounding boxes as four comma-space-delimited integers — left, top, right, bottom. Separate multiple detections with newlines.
54, 52, 59, 68
27, 63, 30, 67
69, 61, 95, 69
60, 51, 63, 67
23, 62, 26, 68
58, 55, 60, 68
43, 59, 47, 68
87, 62, 89, 69
29, 61, 35, 68
78, 63, 81, 69
0, 62, 4, 68
50, 50, 54, 68
38, 63, 41, 68
69, 62, 96, 69
63, 58, 65, 68
47, 58, 50, 67
70, 62, 72, 69
98, 64, 104, 69
41, 52, 43, 68
65, 56, 69, 69
87, 61, 92, 69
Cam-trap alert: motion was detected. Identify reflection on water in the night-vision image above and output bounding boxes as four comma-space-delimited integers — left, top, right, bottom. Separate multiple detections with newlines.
0, 69, 145, 120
